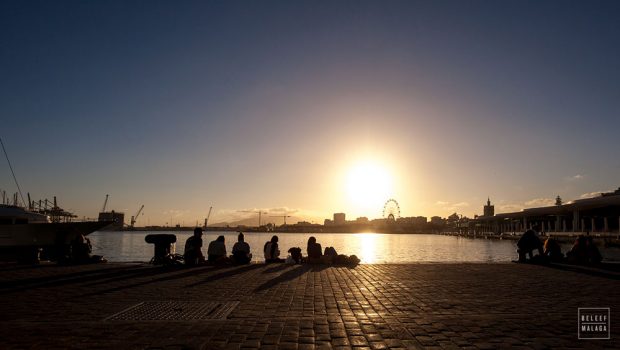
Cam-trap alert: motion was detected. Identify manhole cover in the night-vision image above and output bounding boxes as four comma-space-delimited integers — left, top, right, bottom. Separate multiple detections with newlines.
105, 301, 239, 321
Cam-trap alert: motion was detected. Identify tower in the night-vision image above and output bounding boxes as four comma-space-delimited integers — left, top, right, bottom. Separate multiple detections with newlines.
483, 197, 494, 217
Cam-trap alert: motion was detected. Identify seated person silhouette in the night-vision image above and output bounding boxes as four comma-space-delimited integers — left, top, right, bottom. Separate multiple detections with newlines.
306, 236, 323, 264
586, 236, 602, 264
207, 235, 228, 263
567, 235, 588, 264
287, 247, 303, 264
71, 233, 105, 264
184, 227, 205, 266
232, 232, 252, 264
543, 238, 564, 262
264, 235, 284, 263
517, 226, 544, 262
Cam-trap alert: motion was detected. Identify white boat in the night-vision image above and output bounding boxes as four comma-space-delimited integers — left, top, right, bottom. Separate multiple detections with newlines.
0, 204, 112, 262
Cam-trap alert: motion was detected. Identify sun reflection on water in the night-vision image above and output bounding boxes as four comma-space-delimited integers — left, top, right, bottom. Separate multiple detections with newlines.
359, 233, 380, 264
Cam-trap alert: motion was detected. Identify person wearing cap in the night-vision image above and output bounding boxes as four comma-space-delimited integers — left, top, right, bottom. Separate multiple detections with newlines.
184, 227, 205, 266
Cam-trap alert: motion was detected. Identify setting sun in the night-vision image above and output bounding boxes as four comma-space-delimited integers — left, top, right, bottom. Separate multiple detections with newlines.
345, 160, 393, 217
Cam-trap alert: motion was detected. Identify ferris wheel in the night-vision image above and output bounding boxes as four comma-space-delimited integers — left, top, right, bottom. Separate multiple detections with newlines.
383, 199, 400, 221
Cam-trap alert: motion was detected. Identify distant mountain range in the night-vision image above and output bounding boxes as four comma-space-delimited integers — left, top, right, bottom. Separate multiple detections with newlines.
209, 216, 307, 228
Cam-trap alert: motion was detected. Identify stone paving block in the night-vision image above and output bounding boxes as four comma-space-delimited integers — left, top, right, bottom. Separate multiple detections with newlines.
331, 338, 351, 346
346, 328, 365, 336
280, 335, 299, 343
369, 342, 388, 350
261, 335, 280, 345
364, 334, 382, 342
241, 340, 261, 348
298, 337, 315, 344
330, 329, 348, 338
315, 333, 331, 341
348, 336, 369, 347
314, 341, 333, 350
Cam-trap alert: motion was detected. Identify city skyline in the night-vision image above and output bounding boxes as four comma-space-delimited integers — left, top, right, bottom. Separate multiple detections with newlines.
2, 1, 619, 226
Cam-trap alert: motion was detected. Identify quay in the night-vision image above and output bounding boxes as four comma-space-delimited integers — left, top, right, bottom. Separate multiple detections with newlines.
1, 262, 618, 349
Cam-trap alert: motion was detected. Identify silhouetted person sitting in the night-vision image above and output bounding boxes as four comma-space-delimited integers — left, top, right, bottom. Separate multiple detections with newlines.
264, 235, 284, 263
184, 227, 205, 266
517, 226, 544, 262
71, 233, 105, 264
207, 235, 228, 263
287, 247, 303, 264
543, 238, 564, 262
586, 236, 602, 264
306, 236, 323, 263
567, 235, 588, 264
232, 232, 252, 264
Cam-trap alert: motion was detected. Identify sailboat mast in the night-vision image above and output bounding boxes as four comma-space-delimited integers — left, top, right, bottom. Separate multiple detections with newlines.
0, 137, 26, 207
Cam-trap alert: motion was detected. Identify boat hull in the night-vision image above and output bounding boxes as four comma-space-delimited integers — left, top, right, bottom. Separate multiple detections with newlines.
0, 221, 112, 248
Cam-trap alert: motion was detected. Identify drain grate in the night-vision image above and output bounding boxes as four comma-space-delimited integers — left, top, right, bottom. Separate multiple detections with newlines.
105, 301, 239, 321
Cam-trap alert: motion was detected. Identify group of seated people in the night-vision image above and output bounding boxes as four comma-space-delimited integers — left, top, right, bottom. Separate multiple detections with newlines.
183, 228, 359, 266
517, 226, 602, 265
184, 228, 252, 266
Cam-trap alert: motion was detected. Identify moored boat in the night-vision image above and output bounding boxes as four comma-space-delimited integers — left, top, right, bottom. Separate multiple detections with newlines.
0, 204, 112, 262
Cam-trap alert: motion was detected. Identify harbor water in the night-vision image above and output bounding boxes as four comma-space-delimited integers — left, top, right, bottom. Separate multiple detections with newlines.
88, 231, 620, 263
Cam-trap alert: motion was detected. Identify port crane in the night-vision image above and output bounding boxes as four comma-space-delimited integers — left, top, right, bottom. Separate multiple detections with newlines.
204, 206, 213, 228
101, 194, 109, 212
240, 210, 268, 227
270, 214, 291, 225
130, 205, 144, 228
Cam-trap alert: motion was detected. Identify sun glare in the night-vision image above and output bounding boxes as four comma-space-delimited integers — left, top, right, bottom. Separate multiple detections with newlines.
345, 160, 393, 217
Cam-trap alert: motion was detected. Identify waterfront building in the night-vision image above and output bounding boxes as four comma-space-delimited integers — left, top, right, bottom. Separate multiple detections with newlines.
355, 217, 369, 223
483, 198, 494, 217
399, 216, 427, 226
473, 188, 620, 234
430, 216, 445, 225
333, 213, 346, 225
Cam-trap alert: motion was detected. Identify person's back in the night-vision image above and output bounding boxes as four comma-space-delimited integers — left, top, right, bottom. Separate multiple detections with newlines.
307, 242, 322, 259
517, 228, 543, 262
72, 234, 92, 263
184, 228, 204, 266
232, 232, 251, 264
207, 236, 227, 262
543, 238, 563, 262
264, 235, 282, 263
568, 236, 588, 264
307, 236, 322, 263
586, 237, 602, 264
233, 241, 250, 255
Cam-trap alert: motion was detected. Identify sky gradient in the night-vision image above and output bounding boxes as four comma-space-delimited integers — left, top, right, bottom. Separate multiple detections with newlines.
2, 0, 619, 226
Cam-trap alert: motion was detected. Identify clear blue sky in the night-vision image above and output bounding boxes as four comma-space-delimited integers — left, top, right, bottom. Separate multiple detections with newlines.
2, 0, 619, 225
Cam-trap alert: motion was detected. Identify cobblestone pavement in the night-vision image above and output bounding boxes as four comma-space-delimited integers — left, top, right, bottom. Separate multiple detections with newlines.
0, 262, 618, 349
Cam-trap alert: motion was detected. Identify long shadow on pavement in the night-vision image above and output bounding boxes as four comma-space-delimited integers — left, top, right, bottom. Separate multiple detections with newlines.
541, 262, 620, 280
0, 264, 156, 293
80, 265, 208, 287
254, 265, 310, 292
80, 264, 231, 296
0, 264, 137, 285
261, 263, 291, 274
0, 263, 60, 272
185, 264, 264, 288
